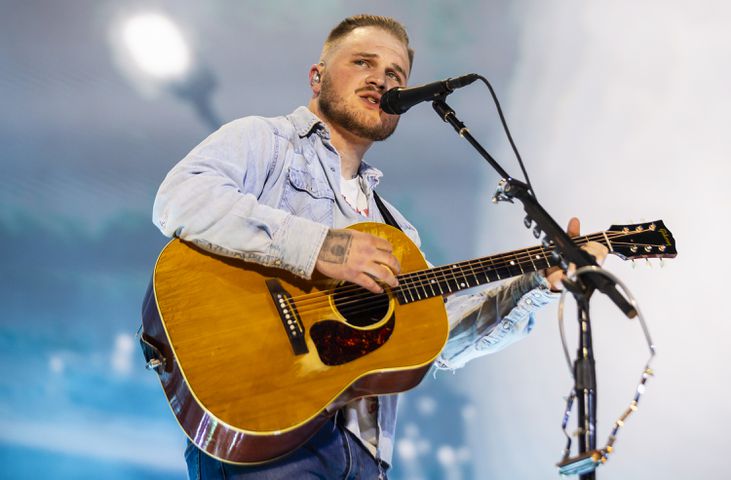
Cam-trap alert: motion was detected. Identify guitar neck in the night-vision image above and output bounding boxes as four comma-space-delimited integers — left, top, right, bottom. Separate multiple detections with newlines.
393, 232, 608, 304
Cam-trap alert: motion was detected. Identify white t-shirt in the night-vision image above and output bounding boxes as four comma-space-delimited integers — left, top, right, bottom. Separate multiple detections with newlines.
340, 176, 369, 217
339, 175, 379, 455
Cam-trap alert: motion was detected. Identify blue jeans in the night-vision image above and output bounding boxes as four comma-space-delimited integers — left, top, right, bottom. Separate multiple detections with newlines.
184, 420, 388, 479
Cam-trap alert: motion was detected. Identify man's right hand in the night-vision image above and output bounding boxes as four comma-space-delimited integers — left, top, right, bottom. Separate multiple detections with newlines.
315, 229, 400, 294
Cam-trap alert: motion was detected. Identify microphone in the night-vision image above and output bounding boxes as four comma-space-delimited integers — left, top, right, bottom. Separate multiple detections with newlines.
380, 73, 479, 115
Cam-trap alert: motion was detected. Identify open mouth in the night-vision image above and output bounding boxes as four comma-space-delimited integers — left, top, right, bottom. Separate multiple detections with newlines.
359, 92, 382, 107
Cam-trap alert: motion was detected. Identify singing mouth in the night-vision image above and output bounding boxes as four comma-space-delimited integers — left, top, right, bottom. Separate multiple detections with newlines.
359, 91, 382, 106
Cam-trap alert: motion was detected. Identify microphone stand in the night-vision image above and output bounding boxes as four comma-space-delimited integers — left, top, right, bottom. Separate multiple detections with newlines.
431, 97, 636, 479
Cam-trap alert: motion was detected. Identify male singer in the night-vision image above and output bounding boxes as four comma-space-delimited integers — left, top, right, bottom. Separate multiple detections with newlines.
153, 14, 606, 480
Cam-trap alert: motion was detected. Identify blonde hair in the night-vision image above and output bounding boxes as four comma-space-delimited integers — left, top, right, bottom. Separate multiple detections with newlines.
322, 14, 414, 68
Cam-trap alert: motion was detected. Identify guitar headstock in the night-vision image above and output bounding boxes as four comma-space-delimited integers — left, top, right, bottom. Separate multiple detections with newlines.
605, 220, 677, 261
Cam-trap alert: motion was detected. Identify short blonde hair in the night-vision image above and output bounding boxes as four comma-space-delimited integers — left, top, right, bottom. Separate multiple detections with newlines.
322, 14, 414, 68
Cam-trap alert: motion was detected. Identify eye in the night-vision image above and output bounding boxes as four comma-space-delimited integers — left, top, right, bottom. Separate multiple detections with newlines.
387, 71, 404, 84
354, 59, 369, 67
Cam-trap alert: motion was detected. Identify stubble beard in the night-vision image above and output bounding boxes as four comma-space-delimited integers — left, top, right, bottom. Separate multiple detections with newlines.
317, 74, 399, 142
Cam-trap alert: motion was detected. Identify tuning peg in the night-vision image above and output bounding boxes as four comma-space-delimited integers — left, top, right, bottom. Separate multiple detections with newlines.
660, 258, 665, 268
524, 215, 532, 229
631, 260, 636, 269
646, 258, 652, 268
533, 226, 541, 238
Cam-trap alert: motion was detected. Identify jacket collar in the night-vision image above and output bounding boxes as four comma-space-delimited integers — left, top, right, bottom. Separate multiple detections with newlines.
289, 106, 384, 189
290, 106, 328, 139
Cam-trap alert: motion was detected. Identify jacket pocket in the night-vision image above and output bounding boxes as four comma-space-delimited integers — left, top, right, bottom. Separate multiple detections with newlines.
280, 167, 335, 224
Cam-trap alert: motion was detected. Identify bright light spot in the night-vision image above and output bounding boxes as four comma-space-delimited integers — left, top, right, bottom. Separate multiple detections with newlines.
121, 13, 190, 79
397, 438, 417, 461
416, 395, 437, 416
437, 445, 456, 466
111, 333, 135, 376
49, 355, 64, 374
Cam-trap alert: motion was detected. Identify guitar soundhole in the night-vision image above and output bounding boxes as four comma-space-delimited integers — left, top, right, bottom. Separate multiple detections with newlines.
332, 285, 390, 327
308, 286, 394, 366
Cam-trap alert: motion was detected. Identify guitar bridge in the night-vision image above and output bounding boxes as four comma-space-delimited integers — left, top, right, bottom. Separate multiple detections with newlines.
266, 279, 308, 355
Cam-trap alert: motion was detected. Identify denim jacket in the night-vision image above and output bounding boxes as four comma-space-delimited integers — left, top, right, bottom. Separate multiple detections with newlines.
153, 106, 557, 466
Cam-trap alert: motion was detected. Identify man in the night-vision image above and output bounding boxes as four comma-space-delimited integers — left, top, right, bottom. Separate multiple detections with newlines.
153, 14, 604, 480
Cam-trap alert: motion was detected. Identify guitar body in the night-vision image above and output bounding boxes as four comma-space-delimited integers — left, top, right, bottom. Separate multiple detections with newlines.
142, 222, 449, 464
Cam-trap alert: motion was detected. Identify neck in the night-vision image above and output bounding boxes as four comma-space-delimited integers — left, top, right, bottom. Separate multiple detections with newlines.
307, 101, 372, 179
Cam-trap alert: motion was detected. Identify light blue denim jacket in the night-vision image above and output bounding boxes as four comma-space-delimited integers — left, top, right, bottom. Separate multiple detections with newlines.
153, 106, 557, 466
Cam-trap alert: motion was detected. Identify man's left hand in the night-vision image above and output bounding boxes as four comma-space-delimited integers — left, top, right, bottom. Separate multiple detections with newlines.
544, 217, 609, 292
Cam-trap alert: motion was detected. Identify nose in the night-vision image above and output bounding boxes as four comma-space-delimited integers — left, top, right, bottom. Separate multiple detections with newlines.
366, 72, 387, 92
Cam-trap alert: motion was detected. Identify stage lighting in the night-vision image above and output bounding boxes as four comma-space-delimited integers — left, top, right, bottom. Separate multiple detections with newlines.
121, 13, 190, 80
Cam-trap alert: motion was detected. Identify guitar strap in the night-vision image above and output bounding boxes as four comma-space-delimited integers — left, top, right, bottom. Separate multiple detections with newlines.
373, 191, 403, 232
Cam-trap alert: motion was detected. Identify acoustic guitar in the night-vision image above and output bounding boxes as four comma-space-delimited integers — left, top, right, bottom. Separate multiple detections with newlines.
139, 220, 676, 464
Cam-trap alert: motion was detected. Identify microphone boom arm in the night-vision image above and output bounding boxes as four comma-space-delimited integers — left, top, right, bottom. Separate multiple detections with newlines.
431, 96, 637, 318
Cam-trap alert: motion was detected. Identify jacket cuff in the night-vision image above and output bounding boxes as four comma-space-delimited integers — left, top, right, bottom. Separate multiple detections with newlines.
270, 214, 329, 279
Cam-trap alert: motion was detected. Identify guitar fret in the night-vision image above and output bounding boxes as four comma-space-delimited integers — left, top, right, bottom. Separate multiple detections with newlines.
528, 251, 538, 271
490, 258, 502, 280
480, 254, 494, 281
435, 275, 445, 295
602, 231, 614, 252
460, 264, 472, 289
542, 249, 554, 268
434, 266, 452, 296
446, 267, 458, 292
495, 261, 510, 280
484, 256, 498, 282
406, 279, 416, 302
453, 265, 470, 290
483, 266, 492, 283
511, 252, 525, 275
425, 275, 437, 297
473, 265, 482, 286
466, 261, 481, 288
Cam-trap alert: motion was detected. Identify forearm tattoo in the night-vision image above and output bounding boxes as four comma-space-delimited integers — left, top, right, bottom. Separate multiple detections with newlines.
318, 230, 352, 264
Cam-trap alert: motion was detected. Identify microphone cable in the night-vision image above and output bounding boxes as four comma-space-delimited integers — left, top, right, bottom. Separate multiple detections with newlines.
475, 75, 538, 200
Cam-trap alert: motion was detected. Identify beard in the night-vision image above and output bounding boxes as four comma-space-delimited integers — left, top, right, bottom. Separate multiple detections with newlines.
317, 73, 399, 142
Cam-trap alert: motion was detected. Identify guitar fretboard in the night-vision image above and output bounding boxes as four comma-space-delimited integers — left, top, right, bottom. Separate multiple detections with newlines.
392, 237, 591, 304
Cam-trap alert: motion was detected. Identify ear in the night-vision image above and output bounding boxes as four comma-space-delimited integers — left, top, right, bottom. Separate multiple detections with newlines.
308, 64, 321, 94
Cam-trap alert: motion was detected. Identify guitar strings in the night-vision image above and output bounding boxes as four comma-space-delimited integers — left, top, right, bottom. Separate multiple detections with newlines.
292, 229, 633, 310
290, 230, 650, 317
295, 240, 666, 323
314, 238, 668, 321
293, 233, 598, 309
289, 230, 655, 317
303, 245, 666, 321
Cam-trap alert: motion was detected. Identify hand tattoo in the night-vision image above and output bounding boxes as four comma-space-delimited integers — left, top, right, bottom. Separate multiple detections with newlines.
318, 230, 353, 264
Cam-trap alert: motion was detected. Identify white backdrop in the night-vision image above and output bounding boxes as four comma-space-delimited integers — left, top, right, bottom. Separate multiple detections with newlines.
468, 1, 731, 479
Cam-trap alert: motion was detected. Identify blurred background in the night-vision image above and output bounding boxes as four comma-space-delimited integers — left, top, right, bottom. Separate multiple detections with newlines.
1, 0, 728, 478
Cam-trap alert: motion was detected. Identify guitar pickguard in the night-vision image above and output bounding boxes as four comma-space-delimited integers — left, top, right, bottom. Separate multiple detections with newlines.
309, 314, 395, 366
